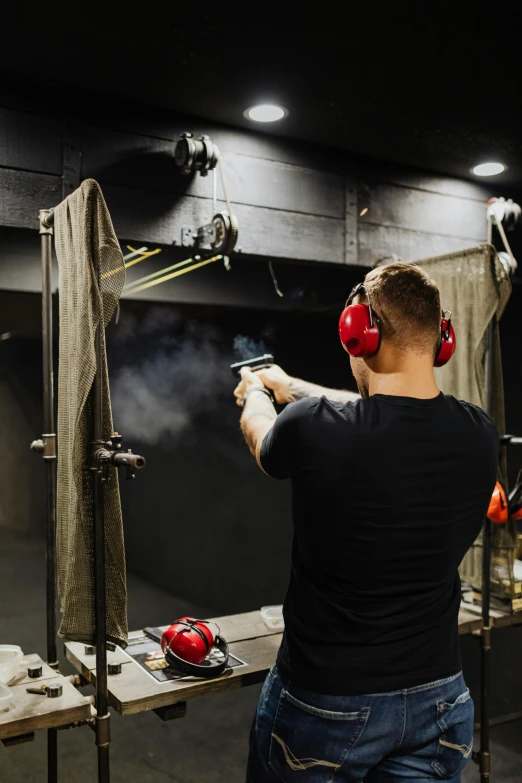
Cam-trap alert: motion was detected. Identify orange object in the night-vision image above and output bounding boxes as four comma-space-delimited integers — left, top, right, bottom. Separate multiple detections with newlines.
487, 481, 508, 524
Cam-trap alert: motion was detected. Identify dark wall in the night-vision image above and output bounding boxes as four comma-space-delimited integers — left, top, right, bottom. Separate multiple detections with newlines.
109, 286, 363, 614
0, 334, 44, 536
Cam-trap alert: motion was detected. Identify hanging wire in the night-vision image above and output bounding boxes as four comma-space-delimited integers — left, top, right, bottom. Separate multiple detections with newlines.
218, 158, 234, 217
212, 167, 217, 217
268, 261, 284, 297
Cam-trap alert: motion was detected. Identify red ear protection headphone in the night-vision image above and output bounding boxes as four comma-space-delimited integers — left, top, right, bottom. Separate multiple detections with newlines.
161, 617, 229, 679
338, 282, 456, 367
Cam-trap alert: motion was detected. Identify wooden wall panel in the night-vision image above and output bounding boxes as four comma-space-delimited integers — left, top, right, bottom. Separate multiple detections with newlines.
76, 126, 344, 217
358, 182, 487, 242
0, 91, 503, 291
0, 170, 61, 229
103, 184, 345, 263
0, 108, 62, 174
358, 223, 477, 267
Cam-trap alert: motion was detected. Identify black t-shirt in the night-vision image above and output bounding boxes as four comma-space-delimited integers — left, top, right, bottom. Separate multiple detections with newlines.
260, 393, 499, 696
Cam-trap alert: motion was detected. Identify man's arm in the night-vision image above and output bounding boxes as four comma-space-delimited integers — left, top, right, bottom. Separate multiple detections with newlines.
255, 365, 359, 404
234, 368, 277, 470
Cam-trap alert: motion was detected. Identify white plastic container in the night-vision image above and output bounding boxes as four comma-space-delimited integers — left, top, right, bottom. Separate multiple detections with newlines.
0, 681, 13, 712
0, 645, 24, 684
260, 605, 284, 631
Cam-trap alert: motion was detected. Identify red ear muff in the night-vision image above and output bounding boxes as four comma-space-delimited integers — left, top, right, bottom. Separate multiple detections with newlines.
338, 303, 380, 358
434, 316, 456, 368
160, 617, 213, 664
161, 617, 230, 679
488, 482, 509, 524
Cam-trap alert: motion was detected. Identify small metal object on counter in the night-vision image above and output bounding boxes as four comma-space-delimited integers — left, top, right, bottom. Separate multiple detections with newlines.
28, 664, 43, 679
46, 683, 63, 699
26, 685, 47, 695
108, 662, 122, 676
84, 645, 95, 655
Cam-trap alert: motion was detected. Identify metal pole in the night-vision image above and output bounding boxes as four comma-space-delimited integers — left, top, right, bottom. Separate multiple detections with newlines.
480, 318, 495, 783
37, 210, 58, 783
93, 324, 110, 783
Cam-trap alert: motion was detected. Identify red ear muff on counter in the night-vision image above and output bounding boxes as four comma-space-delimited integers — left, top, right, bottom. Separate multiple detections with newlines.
161, 617, 229, 679
338, 283, 456, 367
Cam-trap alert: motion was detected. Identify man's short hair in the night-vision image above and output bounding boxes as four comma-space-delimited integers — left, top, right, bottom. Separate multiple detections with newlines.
361, 263, 441, 355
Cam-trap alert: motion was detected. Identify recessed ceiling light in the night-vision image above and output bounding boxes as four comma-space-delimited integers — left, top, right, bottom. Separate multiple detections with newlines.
472, 162, 505, 177
244, 104, 288, 122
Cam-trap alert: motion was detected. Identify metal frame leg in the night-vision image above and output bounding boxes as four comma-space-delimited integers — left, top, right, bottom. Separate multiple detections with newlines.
93, 325, 111, 783
38, 212, 58, 783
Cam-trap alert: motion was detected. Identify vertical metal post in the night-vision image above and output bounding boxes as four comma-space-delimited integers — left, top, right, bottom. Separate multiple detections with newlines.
37, 210, 58, 783
93, 323, 110, 783
480, 318, 495, 783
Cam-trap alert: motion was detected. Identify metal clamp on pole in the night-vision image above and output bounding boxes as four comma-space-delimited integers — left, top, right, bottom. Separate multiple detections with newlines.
39, 208, 55, 234
94, 713, 111, 749
30, 434, 57, 460
91, 432, 146, 482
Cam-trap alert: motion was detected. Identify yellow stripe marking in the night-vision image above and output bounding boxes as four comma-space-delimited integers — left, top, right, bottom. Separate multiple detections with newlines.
271, 733, 340, 771
439, 739, 473, 758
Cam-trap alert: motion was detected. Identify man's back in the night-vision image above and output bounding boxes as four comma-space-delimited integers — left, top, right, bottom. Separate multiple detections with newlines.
261, 393, 499, 695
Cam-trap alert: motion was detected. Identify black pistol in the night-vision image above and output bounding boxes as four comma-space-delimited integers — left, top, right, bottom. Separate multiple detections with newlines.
230, 354, 275, 378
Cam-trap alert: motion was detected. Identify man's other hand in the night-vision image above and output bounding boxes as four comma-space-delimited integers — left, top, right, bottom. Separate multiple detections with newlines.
234, 367, 261, 407
255, 365, 293, 404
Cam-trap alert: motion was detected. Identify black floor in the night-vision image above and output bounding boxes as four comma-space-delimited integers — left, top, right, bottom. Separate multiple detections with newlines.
1, 532, 521, 782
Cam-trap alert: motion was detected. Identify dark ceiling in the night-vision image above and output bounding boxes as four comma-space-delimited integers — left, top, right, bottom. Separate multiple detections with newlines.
3, 2, 522, 186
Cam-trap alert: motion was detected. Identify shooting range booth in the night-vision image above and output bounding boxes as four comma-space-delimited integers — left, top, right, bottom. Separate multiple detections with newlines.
2, 26, 522, 781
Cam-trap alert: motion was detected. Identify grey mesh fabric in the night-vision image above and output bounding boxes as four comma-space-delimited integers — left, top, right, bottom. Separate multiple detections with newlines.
54, 179, 128, 647
416, 245, 515, 595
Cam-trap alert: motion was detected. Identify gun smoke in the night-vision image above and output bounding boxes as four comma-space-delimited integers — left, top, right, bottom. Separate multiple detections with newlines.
109, 308, 268, 448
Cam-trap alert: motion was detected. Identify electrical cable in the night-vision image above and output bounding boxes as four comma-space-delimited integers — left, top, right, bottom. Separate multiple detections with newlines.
268, 261, 284, 297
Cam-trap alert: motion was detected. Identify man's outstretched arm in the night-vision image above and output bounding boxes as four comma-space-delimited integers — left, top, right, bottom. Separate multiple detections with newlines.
255, 365, 359, 404
234, 367, 277, 469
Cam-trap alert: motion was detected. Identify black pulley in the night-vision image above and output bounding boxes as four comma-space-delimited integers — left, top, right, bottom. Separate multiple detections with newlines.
196, 212, 239, 256
175, 133, 220, 176
211, 212, 239, 255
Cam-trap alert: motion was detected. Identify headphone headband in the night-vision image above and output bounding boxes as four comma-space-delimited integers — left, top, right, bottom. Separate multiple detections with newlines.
165, 634, 229, 679
346, 282, 377, 329
171, 619, 211, 651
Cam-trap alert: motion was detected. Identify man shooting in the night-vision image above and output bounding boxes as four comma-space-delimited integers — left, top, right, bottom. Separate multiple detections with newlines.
234, 263, 499, 783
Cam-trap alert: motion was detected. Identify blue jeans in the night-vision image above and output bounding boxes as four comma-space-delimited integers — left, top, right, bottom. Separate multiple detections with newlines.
246, 666, 474, 783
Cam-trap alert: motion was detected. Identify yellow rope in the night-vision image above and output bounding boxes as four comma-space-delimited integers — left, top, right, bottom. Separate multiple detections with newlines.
124, 255, 223, 296
102, 246, 162, 280
123, 255, 209, 291
124, 245, 162, 269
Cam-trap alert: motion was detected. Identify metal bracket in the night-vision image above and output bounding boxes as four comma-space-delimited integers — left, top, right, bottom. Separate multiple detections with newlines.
94, 714, 111, 748
30, 433, 57, 460
153, 702, 187, 722
1, 732, 35, 747
38, 209, 54, 235
181, 227, 195, 247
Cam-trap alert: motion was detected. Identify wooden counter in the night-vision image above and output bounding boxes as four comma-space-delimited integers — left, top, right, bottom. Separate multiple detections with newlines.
0, 654, 92, 742
64, 608, 485, 718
